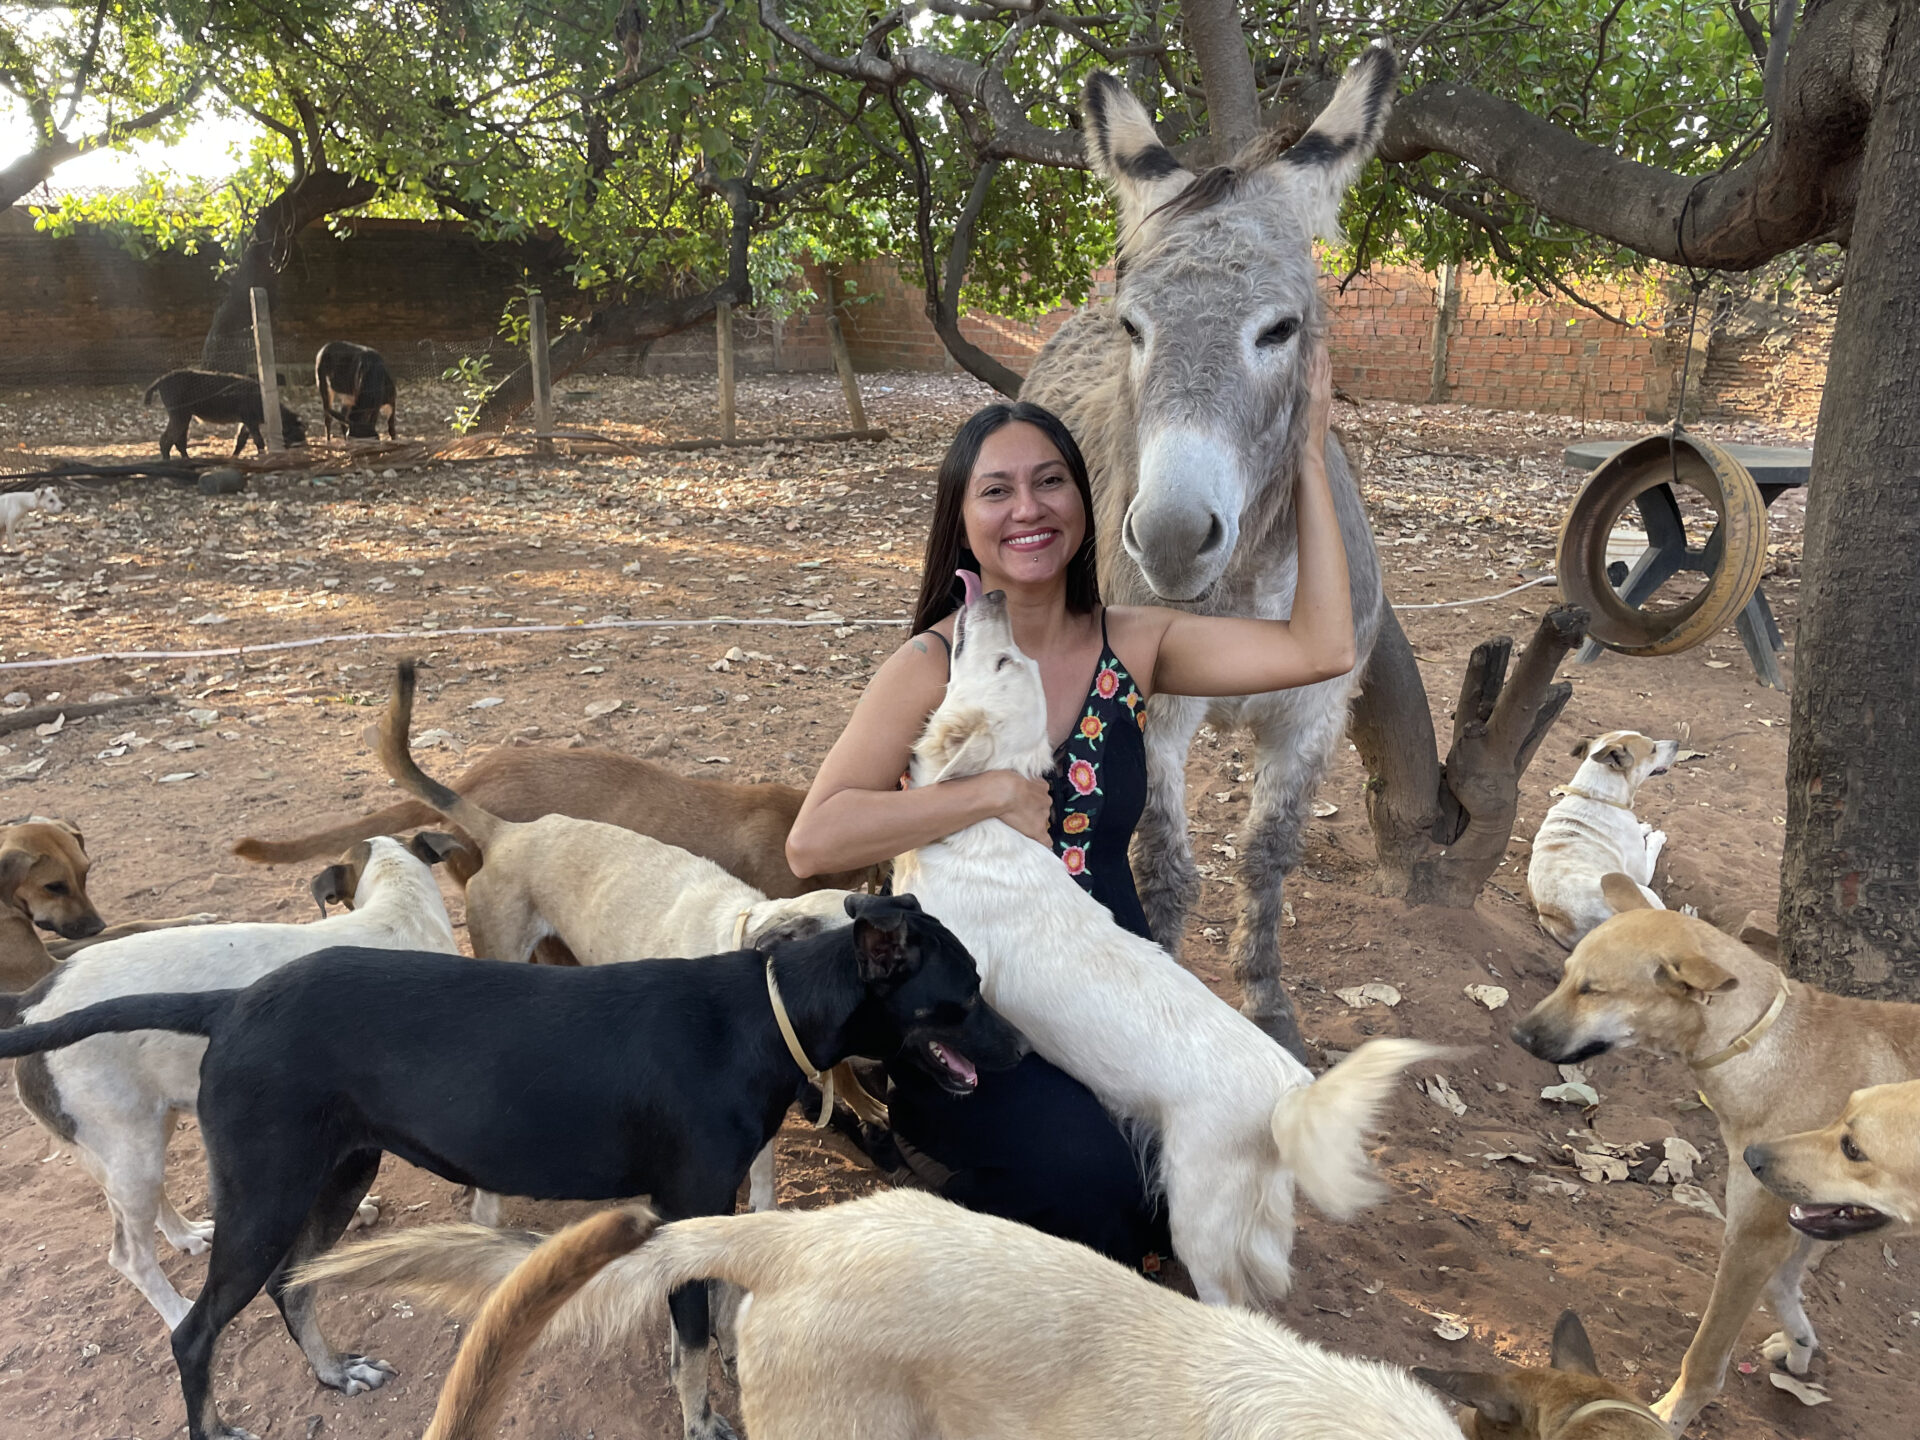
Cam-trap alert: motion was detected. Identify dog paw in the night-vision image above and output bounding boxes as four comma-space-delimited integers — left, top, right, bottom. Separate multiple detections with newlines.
1761, 1330, 1815, 1374
349, 1195, 381, 1230
335, 1356, 397, 1395
173, 1219, 215, 1256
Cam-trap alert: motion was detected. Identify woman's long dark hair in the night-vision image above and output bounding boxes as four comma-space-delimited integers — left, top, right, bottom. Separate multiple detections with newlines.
909, 400, 1101, 634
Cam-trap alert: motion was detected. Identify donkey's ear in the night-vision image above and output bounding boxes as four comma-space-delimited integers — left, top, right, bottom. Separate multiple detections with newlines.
1082, 72, 1193, 246
1263, 39, 1398, 239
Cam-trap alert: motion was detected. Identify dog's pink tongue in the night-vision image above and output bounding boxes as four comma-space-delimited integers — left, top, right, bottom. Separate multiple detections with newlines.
931, 1040, 978, 1088
958, 568, 983, 608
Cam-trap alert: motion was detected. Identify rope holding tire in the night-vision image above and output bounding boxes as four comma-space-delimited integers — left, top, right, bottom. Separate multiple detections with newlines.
1556, 434, 1769, 657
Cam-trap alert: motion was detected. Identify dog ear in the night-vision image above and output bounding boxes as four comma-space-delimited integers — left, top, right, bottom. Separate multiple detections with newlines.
0, 848, 34, 910
309, 863, 354, 917
1656, 945, 1739, 998
1595, 743, 1632, 770
1549, 1310, 1602, 1376
1411, 1368, 1523, 1426
408, 831, 468, 867
1600, 873, 1652, 914
916, 709, 998, 785
851, 913, 916, 984
31, 815, 85, 850
1570, 739, 1590, 759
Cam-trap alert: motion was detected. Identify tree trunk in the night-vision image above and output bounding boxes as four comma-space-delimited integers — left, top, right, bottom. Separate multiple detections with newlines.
200, 169, 375, 373
1352, 604, 1588, 906
1780, 4, 1920, 999
1180, 0, 1260, 158
471, 179, 757, 429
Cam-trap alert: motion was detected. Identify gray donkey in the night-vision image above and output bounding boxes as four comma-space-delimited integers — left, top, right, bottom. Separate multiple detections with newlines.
1023, 43, 1397, 1058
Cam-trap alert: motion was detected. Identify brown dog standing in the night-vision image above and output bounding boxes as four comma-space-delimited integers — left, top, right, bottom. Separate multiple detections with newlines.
1511, 875, 1920, 1431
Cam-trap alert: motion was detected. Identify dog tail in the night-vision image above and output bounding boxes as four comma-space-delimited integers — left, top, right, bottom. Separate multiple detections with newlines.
144, 376, 163, 406
297, 1206, 802, 1354
422, 1208, 660, 1440
377, 660, 503, 849
232, 800, 447, 865
0, 989, 238, 1059
1270, 1037, 1448, 1221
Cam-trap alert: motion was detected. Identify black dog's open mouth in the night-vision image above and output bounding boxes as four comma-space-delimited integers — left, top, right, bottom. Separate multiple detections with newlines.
921, 1038, 979, 1094
1788, 1202, 1891, 1239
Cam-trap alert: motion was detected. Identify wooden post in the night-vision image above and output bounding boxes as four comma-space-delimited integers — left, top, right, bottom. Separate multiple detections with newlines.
250, 287, 284, 453
716, 301, 737, 442
826, 313, 868, 434
529, 294, 554, 457
1427, 263, 1459, 404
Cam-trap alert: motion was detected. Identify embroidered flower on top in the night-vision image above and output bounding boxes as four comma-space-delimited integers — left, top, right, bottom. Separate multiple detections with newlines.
1067, 758, 1099, 796
1078, 713, 1105, 742
1061, 845, 1088, 875
1095, 665, 1121, 700
1061, 811, 1090, 835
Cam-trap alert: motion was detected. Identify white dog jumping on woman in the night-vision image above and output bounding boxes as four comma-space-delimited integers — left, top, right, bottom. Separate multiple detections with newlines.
1527, 729, 1680, 948
892, 584, 1441, 1308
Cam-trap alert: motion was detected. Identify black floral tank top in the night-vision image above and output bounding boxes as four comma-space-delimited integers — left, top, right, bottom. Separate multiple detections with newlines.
926, 610, 1151, 940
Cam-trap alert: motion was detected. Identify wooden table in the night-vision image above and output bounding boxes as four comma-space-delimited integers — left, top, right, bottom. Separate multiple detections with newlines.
1561, 439, 1811, 689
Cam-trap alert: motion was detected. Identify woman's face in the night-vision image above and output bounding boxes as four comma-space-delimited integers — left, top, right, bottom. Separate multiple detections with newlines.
962, 421, 1087, 590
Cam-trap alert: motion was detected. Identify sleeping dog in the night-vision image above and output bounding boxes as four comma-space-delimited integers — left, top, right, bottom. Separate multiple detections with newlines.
0, 893, 1023, 1440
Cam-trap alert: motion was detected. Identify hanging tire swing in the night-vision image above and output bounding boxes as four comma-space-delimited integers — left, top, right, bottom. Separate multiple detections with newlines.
1556, 433, 1771, 657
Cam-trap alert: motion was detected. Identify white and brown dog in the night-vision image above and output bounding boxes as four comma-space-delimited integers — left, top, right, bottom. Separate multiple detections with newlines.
0, 485, 64, 546
1527, 730, 1680, 948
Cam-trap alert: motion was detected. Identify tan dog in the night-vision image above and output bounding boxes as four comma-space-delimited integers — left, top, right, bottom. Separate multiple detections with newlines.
232, 723, 864, 901
297, 1189, 1466, 1440
1511, 876, 1920, 1432
1418, 1311, 1668, 1439
0, 819, 215, 992
1746, 1078, 1920, 1243
1527, 731, 1679, 948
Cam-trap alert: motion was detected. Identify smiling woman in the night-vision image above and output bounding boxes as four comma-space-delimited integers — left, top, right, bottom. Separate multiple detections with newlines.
783, 353, 1354, 1273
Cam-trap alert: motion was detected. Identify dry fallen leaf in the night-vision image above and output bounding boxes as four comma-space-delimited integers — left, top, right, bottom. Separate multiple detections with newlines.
1422, 1074, 1468, 1116
1432, 1318, 1470, 1342
1335, 982, 1402, 1009
1541, 1081, 1600, 1107
1671, 1183, 1726, 1221
470, 697, 504, 710
583, 699, 623, 717
1481, 1151, 1538, 1166
1465, 984, 1509, 1010
1704, 659, 1732, 669
1311, 800, 1339, 817
1766, 1373, 1831, 1407
1568, 1149, 1630, 1183
34, 713, 65, 737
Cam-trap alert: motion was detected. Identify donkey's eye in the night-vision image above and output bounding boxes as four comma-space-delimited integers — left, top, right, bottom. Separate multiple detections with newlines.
1842, 1134, 1867, 1163
1118, 316, 1142, 344
1257, 317, 1300, 349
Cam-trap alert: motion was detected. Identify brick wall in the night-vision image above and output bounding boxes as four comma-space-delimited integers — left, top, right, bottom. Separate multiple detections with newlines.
0, 206, 1833, 424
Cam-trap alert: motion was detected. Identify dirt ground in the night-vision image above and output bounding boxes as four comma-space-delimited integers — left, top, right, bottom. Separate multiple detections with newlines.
1, 370, 1907, 1440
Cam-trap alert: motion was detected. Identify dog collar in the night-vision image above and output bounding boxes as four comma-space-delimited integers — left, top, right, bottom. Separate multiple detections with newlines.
1553, 785, 1636, 810
765, 957, 836, 1128
1563, 1397, 1667, 1433
1689, 978, 1789, 1072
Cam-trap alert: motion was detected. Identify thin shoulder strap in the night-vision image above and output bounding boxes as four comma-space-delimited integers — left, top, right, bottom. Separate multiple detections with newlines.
918, 629, 953, 675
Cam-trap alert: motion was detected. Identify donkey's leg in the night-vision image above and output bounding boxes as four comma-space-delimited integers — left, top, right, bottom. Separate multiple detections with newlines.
1132, 693, 1206, 956
1234, 685, 1349, 1061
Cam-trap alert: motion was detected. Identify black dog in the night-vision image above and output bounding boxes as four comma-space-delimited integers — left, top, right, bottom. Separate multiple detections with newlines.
143, 369, 308, 459
0, 895, 1024, 1440
313, 341, 397, 440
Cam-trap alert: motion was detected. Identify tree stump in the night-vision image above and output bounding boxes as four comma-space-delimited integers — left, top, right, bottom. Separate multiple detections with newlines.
1352, 604, 1589, 906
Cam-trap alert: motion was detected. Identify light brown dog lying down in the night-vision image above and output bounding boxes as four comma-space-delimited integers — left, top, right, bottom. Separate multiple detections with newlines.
1419, 1311, 1670, 1438
1512, 875, 1920, 1432
1746, 1077, 1920, 1243
298, 1189, 1466, 1440
231, 720, 866, 901
0, 818, 215, 992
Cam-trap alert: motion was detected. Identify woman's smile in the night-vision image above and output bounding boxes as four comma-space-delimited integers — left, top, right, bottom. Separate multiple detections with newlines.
1002, 528, 1061, 553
